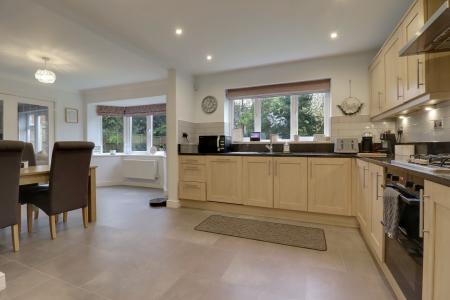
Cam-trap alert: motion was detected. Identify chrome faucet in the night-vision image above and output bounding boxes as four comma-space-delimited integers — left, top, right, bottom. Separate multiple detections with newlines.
265, 138, 274, 153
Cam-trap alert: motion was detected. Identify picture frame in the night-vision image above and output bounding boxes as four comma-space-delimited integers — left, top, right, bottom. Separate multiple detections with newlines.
65, 108, 79, 123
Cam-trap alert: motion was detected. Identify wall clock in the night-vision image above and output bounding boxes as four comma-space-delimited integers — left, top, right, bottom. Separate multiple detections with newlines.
201, 96, 218, 114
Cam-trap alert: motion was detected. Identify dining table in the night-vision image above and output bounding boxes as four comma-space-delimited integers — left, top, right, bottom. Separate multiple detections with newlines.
19, 165, 98, 222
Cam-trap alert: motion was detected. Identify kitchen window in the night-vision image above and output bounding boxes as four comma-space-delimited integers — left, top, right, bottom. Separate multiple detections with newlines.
228, 79, 330, 141
102, 116, 124, 153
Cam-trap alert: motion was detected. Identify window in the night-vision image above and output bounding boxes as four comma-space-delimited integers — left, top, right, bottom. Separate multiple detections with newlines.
131, 116, 147, 151
152, 114, 166, 149
101, 114, 166, 153
231, 92, 329, 140
18, 103, 50, 164
102, 116, 124, 153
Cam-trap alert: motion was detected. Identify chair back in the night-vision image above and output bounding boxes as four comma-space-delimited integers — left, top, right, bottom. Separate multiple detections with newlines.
48, 142, 94, 214
0, 141, 24, 229
21, 142, 36, 166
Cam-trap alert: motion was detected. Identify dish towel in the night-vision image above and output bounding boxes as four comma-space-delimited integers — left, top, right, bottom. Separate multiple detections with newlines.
383, 187, 401, 239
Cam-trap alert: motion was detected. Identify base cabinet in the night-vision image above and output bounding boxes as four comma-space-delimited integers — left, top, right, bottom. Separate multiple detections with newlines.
273, 157, 308, 211
356, 160, 370, 234
369, 163, 384, 261
242, 157, 273, 208
423, 180, 450, 300
206, 156, 242, 204
307, 158, 352, 216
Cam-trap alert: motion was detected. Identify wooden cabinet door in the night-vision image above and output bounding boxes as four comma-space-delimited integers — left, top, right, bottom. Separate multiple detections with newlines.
384, 29, 405, 110
356, 159, 370, 234
273, 157, 308, 211
403, 0, 426, 100
370, 56, 386, 117
423, 180, 450, 300
307, 158, 352, 216
206, 156, 242, 204
369, 163, 385, 261
242, 157, 273, 208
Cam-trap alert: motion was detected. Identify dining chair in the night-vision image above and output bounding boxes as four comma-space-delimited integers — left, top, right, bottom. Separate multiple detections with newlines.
19, 142, 42, 223
25, 141, 94, 239
0, 140, 25, 252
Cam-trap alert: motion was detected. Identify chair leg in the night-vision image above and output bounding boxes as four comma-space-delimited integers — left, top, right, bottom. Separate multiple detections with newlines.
34, 206, 39, 219
49, 215, 57, 240
26, 204, 33, 233
63, 212, 68, 223
11, 224, 20, 252
82, 207, 88, 229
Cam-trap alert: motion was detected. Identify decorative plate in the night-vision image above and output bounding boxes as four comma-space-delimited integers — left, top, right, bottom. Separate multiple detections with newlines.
201, 96, 218, 114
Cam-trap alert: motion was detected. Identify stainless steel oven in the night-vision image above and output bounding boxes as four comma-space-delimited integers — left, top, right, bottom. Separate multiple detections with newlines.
384, 168, 424, 300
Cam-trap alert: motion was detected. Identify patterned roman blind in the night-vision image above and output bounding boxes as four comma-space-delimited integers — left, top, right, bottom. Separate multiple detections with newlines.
96, 104, 166, 117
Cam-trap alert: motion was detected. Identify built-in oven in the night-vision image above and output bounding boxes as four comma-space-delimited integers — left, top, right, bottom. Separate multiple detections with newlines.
384, 167, 424, 300
198, 135, 231, 153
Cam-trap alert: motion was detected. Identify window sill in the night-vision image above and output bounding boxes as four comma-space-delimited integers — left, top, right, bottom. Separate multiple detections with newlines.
93, 151, 166, 158
232, 141, 332, 144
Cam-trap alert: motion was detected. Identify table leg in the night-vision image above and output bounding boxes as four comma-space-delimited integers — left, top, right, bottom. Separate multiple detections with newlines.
88, 168, 97, 222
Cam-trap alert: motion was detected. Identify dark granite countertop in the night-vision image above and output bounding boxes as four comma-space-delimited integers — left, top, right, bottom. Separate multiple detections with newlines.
179, 152, 450, 187
179, 152, 355, 158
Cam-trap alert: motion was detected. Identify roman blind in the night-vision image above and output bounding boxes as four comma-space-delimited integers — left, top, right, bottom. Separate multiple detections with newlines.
226, 79, 331, 100
96, 104, 166, 117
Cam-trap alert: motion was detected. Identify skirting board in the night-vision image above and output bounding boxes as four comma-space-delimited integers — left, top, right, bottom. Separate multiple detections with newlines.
96, 181, 165, 190
0, 271, 5, 292
180, 200, 359, 228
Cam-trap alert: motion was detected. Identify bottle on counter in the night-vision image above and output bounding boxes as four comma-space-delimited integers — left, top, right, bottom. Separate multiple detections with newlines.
283, 141, 290, 153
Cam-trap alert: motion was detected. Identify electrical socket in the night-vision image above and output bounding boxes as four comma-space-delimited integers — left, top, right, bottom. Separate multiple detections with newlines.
434, 119, 444, 129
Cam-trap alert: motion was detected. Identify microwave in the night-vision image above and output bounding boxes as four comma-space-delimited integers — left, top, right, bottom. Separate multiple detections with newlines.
198, 135, 232, 153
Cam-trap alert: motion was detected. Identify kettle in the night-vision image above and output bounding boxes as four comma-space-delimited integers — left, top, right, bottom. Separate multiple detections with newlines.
361, 132, 373, 153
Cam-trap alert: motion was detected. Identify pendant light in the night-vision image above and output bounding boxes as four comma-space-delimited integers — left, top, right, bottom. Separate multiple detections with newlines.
35, 57, 56, 84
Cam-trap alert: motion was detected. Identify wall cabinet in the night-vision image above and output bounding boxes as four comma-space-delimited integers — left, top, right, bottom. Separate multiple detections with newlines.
422, 180, 450, 300
273, 157, 308, 211
206, 156, 242, 204
369, 56, 386, 117
369, 0, 450, 119
242, 157, 273, 208
308, 158, 352, 216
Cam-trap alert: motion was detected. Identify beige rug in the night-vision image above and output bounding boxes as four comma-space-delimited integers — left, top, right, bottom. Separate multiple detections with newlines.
195, 215, 327, 251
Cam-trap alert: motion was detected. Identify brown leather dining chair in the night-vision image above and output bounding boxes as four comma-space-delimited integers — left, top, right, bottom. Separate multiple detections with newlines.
19, 142, 42, 222
25, 141, 94, 239
0, 140, 24, 252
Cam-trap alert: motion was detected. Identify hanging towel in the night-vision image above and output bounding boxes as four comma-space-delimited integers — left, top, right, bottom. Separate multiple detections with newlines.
383, 187, 401, 239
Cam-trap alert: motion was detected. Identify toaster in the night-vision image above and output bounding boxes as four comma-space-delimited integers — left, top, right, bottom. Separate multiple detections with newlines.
334, 138, 359, 153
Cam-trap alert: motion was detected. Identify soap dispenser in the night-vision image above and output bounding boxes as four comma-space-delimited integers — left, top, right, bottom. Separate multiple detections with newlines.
283, 141, 290, 153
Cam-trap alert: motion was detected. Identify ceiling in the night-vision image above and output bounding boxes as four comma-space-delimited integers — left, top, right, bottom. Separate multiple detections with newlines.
0, 0, 412, 91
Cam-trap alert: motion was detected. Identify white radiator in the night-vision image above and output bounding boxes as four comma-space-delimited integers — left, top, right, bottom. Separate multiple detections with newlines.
123, 159, 158, 180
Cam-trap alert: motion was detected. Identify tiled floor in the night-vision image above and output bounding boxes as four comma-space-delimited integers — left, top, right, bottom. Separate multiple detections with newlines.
0, 186, 395, 300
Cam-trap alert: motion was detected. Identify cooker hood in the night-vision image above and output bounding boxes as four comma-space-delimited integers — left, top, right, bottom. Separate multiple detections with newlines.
400, 0, 450, 56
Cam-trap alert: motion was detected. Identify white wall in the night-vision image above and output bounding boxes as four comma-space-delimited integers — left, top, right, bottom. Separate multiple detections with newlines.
0, 75, 83, 141
193, 51, 376, 123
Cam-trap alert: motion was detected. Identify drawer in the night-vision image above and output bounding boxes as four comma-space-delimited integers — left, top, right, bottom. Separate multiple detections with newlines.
180, 155, 205, 165
180, 163, 206, 182
179, 181, 206, 201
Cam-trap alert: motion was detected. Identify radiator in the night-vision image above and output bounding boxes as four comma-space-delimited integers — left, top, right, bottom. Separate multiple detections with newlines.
0, 271, 5, 291
123, 159, 158, 180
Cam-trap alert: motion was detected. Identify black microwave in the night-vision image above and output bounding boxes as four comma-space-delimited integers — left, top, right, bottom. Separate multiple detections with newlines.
198, 135, 232, 153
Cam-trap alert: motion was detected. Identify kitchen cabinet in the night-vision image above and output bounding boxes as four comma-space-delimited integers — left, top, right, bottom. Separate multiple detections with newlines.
422, 180, 450, 300
368, 163, 385, 261
369, 56, 386, 117
206, 156, 242, 204
356, 160, 370, 235
179, 156, 206, 201
307, 158, 352, 216
242, 157, 273, 208
383, 28, 405, 110
273, 157, 308, 211
402, 0, 426, 100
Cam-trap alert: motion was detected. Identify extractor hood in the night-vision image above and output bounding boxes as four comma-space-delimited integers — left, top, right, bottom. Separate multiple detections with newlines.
400, 0, 450, 56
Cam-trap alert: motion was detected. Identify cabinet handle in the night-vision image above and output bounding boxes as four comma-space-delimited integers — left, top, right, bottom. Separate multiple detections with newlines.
376, 173, 383, 199
419, 192, 429, 238
363, 167, 368, 188
397, 77, 404, 100
268, 160, 271, 176
215, 158, 231, 162
184, 166, 199, 171
184, 184, 199, 189
417, 59, 424, 88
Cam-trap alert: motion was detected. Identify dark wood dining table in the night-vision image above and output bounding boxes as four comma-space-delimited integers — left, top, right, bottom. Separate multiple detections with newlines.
19, 165, 98, 222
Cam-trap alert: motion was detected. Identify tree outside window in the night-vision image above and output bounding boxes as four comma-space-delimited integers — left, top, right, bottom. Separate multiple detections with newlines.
298, 93, 325, 136
132, 116, 147, 151
153, 114, 166, 149
261, 96, 290, 140
102, 116, 124, 153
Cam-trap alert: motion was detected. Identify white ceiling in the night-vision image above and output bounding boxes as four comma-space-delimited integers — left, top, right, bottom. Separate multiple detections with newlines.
0, 0, 412, 91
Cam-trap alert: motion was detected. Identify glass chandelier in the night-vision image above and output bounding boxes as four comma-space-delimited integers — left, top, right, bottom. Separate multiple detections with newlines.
35, 57, 56, 84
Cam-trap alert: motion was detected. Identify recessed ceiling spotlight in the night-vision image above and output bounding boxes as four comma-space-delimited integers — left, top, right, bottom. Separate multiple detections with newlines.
424, 106, 434, 111
330, 32, 338, 39
175, 28, 183, 36
399, 115, 407, 119
206, 55, 213, 61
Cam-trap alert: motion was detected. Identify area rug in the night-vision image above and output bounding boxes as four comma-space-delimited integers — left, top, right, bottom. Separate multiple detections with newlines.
195, 215, 327, 251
